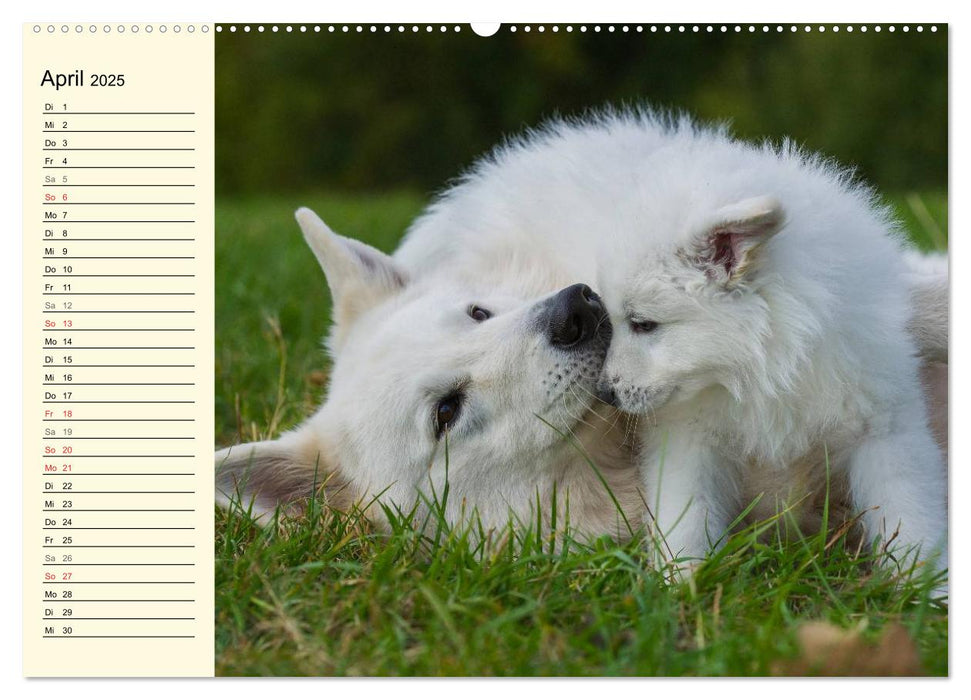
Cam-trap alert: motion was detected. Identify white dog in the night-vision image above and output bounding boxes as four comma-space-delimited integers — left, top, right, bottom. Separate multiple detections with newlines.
217, 111, 947, 566
217, 208, 643, 538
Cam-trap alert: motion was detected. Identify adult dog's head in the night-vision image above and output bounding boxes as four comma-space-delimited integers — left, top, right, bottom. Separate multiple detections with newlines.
216, 208, 629, 534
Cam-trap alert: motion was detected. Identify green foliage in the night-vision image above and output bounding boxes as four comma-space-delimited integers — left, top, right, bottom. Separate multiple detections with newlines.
216, 27, 946, 196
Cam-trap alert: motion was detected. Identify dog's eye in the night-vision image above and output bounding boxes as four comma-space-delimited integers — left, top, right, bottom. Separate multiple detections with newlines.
630, 319, 659, 334
467, 305, 492, 322
435, 393, 463, 438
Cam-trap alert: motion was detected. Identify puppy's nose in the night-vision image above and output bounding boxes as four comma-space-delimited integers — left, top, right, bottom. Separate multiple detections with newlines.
547, 283, 606, 348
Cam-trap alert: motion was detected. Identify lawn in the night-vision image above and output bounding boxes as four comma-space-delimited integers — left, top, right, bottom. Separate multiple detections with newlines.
214, 190, 948, 676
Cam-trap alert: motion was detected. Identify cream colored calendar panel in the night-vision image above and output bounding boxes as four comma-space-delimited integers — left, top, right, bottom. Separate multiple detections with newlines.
22, 23, 214, 677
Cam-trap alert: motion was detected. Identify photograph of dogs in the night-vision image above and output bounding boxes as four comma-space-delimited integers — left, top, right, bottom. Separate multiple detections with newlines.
213, 26, 947, 675
217, 112, 948, 570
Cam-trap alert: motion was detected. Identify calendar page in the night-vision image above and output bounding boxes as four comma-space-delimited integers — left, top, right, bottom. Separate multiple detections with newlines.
21, 19, 950, 679
22, 23, 215, 677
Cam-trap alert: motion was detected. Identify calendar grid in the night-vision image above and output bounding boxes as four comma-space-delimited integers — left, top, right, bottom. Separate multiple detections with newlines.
23, 24, 214, 677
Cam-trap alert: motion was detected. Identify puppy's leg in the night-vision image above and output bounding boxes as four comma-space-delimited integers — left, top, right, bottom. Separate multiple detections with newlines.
847, 415, 947, 580
641, 429, 737, 569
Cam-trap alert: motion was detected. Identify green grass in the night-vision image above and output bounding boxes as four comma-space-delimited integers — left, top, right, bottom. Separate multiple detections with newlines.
215, 190, 948, 677
889, 192, 948, 252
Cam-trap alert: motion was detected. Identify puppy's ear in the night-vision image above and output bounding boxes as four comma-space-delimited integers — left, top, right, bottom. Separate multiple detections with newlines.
688, 196, 784, 284
215, 427, 356, 520
295, 207, 408, 353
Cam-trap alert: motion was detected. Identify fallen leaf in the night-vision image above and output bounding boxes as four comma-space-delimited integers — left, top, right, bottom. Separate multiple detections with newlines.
772, 621, 923, 676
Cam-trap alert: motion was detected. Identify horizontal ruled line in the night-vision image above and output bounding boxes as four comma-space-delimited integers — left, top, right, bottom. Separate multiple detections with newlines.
44, 148, 195, 151
43, 546, 195, 548
43, 293, 195, 296
39, 220, 195, 223
43, 617, 196, 620
43, 382, 196, 385
43, 111, 196, 115
42, 636, 196, 639
43, 436, 195, 439
42, 418, 196, 421
43, 203, 195, 206
43, 528, 196, 530
43, 130, 196, 133
43, 401, 196, 404
43, 563, 195, 566
36, 473, 196, 476
43, 510, 195, 513
44, 184, 196, 187
40, 599, 195, 602
43, 166, 196, 169
43, 275, 196, 278
43, 581, 195, 584
43, 364, 196, 367
43, 238, 197, 241
43, 256, 195, 259
44, 490, 194, 493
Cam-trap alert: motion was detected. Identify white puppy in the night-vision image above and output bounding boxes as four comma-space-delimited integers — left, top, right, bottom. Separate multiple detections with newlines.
578, 119, 948, 574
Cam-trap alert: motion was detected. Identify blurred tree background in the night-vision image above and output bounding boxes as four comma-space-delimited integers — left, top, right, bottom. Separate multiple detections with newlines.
215, 25, 947, 197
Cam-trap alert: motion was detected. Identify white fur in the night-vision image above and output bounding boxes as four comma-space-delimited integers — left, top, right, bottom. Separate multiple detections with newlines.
217, 110, 947, 571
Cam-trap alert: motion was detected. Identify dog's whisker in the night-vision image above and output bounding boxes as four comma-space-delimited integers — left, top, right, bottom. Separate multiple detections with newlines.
562, 386, 592, 432
572, 381, 611, 423
562, 385, 593, 434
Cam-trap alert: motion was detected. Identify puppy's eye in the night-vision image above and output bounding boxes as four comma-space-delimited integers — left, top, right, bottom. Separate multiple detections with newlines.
435, 393, 463, 438
467, 305, 492, 322
630, 319, 659, 334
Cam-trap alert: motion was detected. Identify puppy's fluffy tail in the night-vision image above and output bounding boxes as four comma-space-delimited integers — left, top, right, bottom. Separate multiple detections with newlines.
904, 250, 948, 364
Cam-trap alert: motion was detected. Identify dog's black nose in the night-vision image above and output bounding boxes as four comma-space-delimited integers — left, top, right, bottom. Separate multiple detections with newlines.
547, 283, 607, 348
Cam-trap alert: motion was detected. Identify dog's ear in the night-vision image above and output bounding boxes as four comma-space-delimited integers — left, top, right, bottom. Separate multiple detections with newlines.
295, 207, 408, 353
688, 196, 784, 284
215, 427, 356, 520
